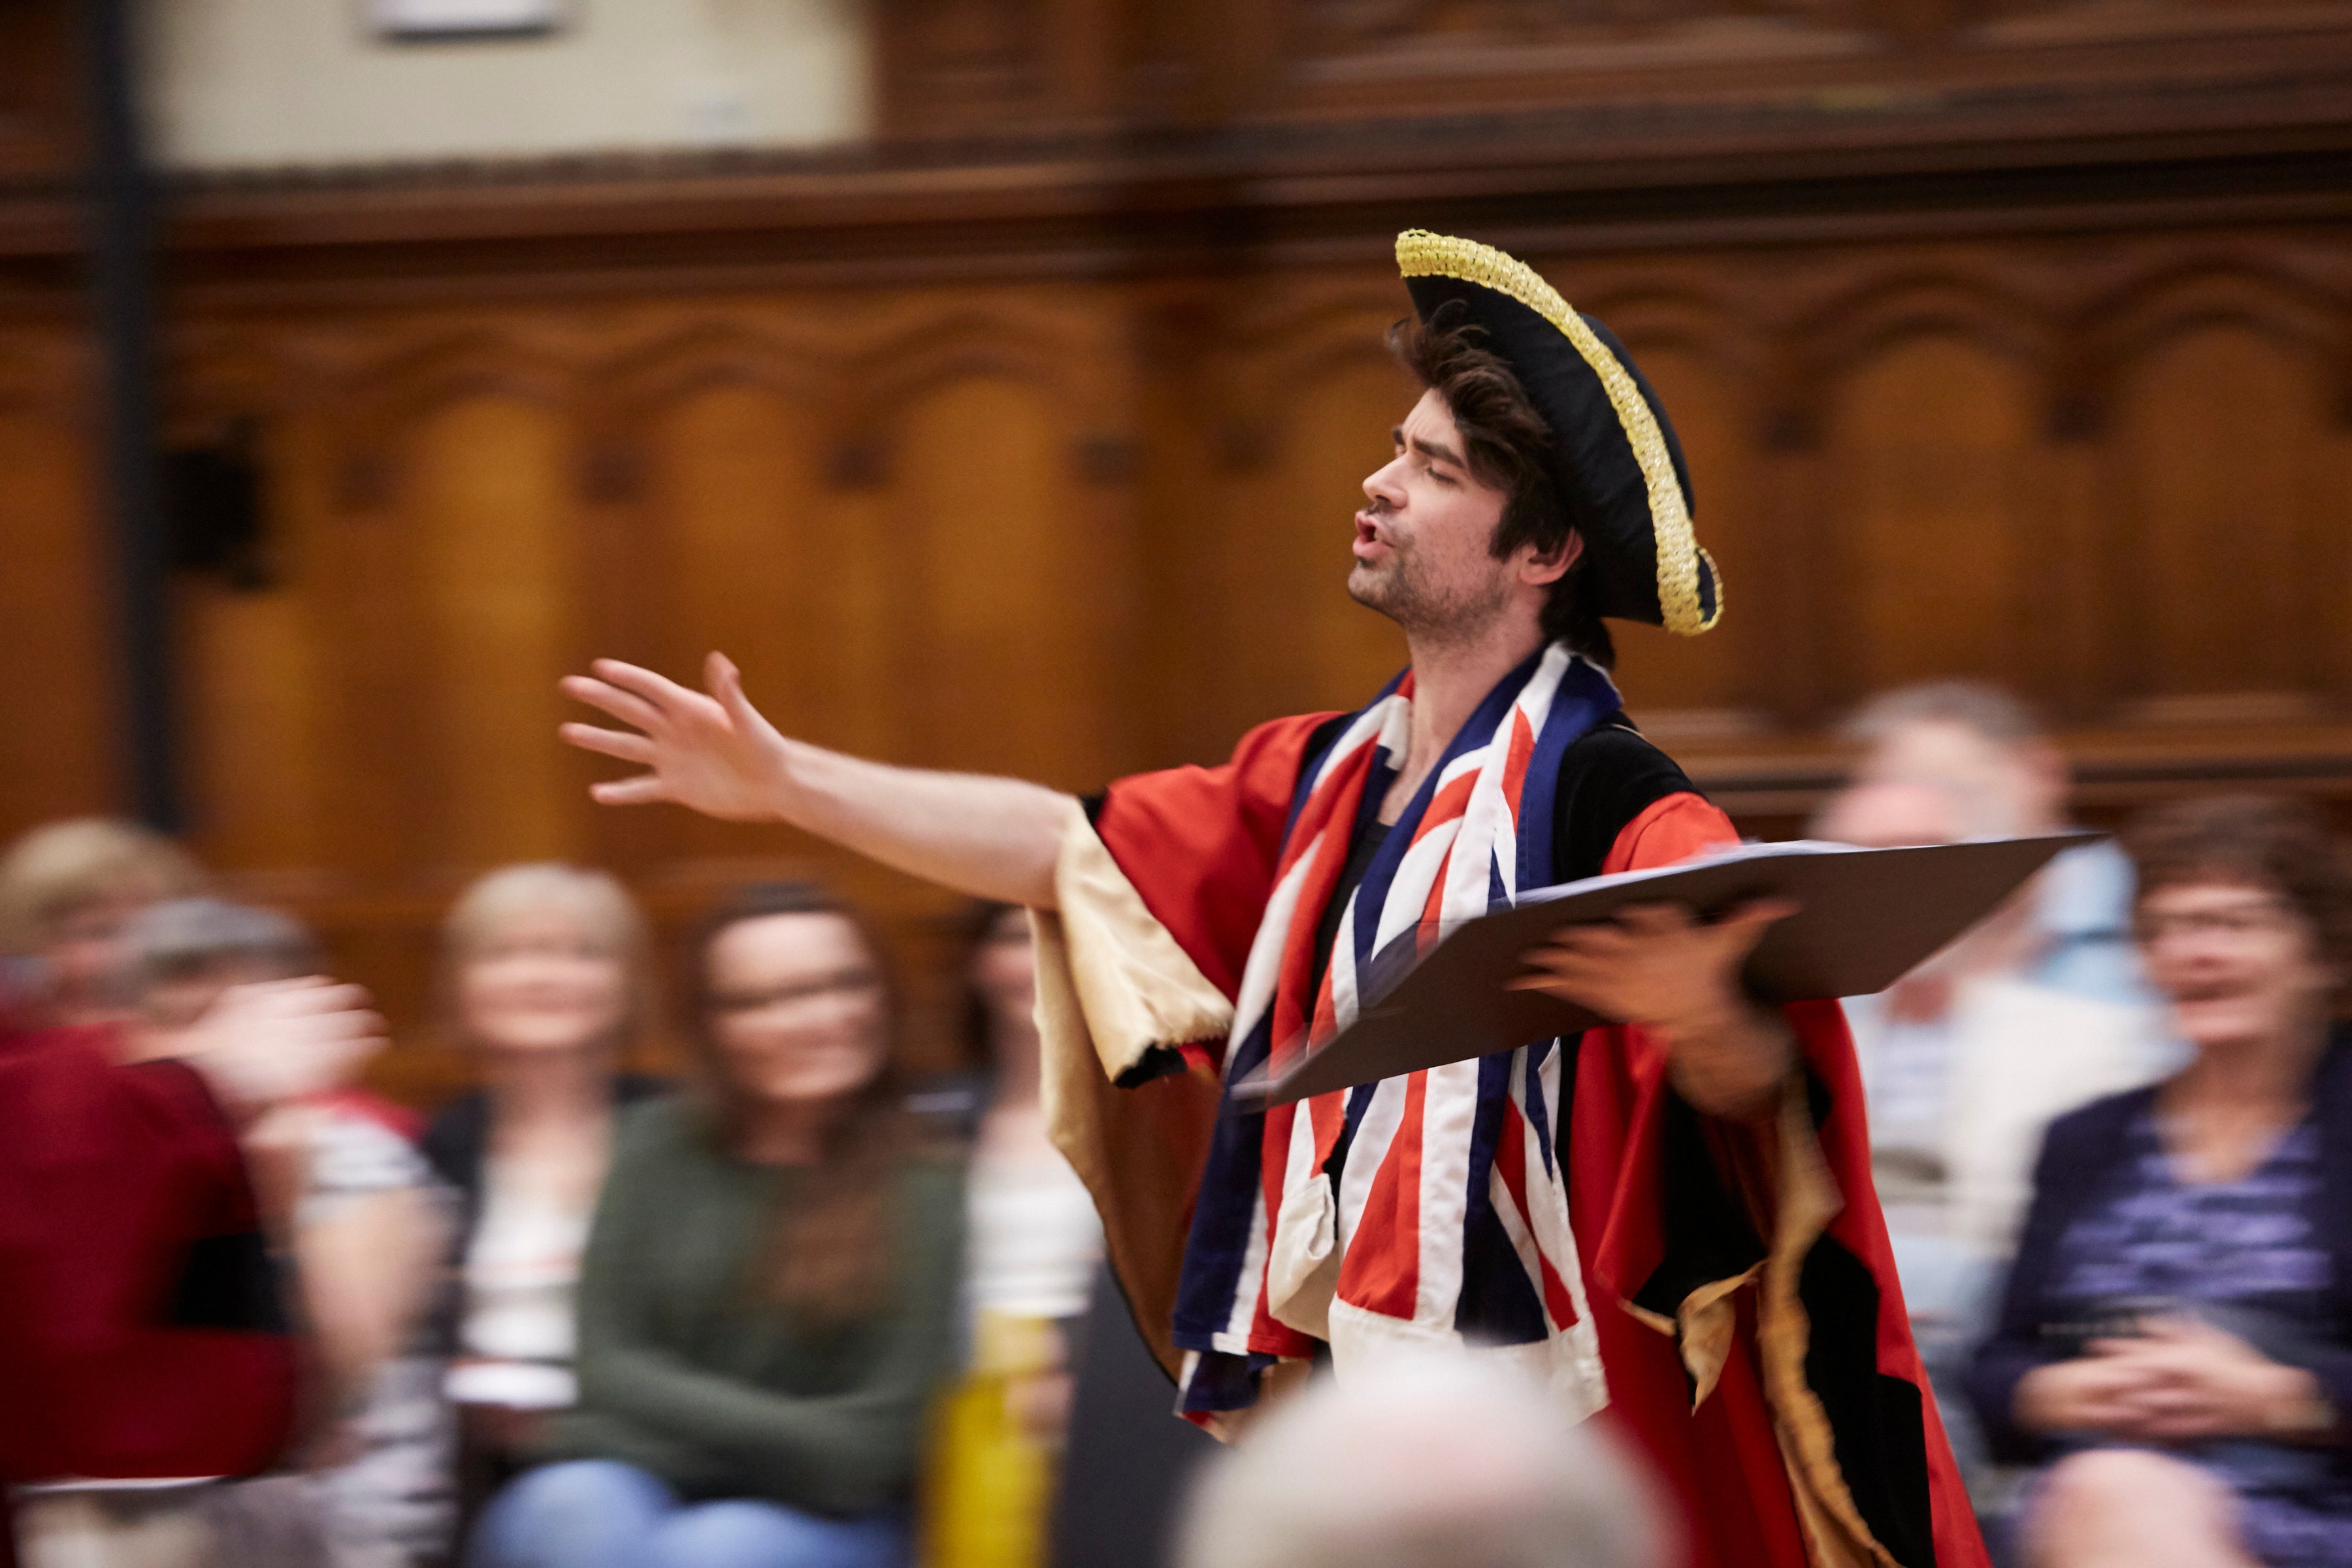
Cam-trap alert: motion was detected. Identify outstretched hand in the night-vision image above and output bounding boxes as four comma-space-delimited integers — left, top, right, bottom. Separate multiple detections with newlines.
560, 652, 792, 822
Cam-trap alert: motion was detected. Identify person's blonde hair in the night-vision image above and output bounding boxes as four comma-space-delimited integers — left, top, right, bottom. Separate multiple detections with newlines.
440, 862, 656, 1056
0, 819, 206, 954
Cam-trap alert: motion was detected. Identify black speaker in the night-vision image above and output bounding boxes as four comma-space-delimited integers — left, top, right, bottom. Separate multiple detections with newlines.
161, 434, 270, 589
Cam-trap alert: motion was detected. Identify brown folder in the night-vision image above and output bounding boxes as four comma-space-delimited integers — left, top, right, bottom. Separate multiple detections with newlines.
1237, 832, 2099, 1108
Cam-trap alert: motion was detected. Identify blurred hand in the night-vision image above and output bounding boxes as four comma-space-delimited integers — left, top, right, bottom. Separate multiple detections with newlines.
2091, 1321, 2328, 1443
2013, 1352, 2164, 1436
1513, 899, 1800, 1119
560, 653, 792, 821
178, 976, 385, 1117
1511, 898, 1797, 1034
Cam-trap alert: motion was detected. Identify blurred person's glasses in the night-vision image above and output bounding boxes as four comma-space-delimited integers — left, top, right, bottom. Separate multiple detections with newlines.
2133, 897, 2297, 944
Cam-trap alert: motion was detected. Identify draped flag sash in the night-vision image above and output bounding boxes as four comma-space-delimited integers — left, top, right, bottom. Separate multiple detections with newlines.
1173, 644, 1622, 1420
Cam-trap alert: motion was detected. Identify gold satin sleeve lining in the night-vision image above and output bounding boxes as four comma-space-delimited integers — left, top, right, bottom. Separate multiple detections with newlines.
1032, 803, 1232, 1388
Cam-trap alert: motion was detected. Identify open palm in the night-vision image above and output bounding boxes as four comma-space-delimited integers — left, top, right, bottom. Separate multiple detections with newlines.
559, 652, 791, 822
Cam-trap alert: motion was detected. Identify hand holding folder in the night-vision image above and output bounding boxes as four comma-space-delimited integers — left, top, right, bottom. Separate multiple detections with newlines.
1237, 831, 2098, 1107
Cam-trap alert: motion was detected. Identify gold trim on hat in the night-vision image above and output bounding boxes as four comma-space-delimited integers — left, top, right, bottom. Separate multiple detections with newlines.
1396, 229, 1721, 637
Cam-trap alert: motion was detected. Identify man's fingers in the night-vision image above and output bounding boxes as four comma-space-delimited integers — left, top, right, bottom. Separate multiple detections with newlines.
1611, 902, 1694, 936
591, 775, 672, 807
589, 659, 700, 716
560, 723, 657, 765
707, 651, 757, 731
560, 675, 664, 734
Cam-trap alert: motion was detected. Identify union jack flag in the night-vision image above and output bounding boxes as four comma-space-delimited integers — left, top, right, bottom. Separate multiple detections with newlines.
1173, 643, 1622, 1421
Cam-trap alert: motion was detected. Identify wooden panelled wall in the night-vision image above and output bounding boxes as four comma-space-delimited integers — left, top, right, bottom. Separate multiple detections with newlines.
7, 225, 2351, 1096
5, 0, 2352, 1098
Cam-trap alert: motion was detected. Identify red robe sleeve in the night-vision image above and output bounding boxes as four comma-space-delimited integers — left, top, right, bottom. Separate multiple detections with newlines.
1092, 711, 1338, 1004
0, 1030, 301, 1484
1573, 795, 1987, 1568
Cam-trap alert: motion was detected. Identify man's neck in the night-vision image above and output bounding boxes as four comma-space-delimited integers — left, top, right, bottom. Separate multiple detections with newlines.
1381, 615, 1548, 823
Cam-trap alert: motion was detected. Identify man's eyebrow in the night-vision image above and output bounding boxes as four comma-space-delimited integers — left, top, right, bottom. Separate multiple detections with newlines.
1407, 432, 1467, 470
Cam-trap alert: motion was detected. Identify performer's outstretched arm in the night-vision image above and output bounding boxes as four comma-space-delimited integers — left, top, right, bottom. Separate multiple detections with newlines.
560, 652, 1072, 908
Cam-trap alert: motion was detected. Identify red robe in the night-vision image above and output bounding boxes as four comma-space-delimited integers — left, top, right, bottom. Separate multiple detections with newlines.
1084, 713, 1987, 1568
0, 1026, 300, 1492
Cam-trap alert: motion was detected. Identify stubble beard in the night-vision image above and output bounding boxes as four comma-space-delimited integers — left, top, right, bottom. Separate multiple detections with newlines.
1347, 549, 1512, 651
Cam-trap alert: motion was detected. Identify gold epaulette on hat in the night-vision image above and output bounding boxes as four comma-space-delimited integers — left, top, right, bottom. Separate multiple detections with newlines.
1396, 229, 1721, 638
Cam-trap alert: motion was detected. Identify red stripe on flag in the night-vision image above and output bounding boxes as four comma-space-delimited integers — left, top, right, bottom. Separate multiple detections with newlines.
1337, 1070, 1426, 1318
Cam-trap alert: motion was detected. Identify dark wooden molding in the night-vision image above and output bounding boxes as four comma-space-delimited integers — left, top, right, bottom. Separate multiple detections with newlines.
0, 46, 2344, 308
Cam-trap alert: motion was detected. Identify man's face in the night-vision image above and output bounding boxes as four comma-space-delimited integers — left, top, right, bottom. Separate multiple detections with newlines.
1349, 389, 1523, 640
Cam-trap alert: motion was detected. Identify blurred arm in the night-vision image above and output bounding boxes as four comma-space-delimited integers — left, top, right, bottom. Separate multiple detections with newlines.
561, 653, 1071, 908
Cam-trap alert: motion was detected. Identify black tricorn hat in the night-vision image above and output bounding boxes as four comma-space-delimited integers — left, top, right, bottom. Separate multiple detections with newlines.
1397, 230, 1721, 636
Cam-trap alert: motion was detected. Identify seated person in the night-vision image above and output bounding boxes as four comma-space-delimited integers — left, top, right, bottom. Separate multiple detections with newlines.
2, 951, 382, 1567
1819, 683, 2173, 1494
1966, 794, 2352, 1568
468, 883, 963, 1568
928, 904, 1102, 1568
122, 898, 455, 1568
421, 864, 666, 1499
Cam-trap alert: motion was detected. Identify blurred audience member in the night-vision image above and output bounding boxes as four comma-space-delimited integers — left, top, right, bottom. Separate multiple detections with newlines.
0, 818, 205, 1030
1175, 1354, 1670, 1568
3, 951, 382, 1568
1831, 681, 2146, 1004
421, 865, 662, 1497
120, 898, 455, 1568
927, 905, 1102, 1568
1818, 681, 2174, 1492
467, 882, 962, 1568
1967, 795, 2352, 1568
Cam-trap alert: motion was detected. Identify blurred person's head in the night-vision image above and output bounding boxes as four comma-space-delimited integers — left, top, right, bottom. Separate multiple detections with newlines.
125, 896, 320, 1033
2126, 795, 2352, 1060
690, 881, 907, 1319
0, 819, 207, 1027
1367, 305, 1603, 666
960, 900, 1036, 1073
1818, 681, 2066, 847
693, 881, 896, 1121
1179, 1355, 1670, 1568
442, 864, 649, 1066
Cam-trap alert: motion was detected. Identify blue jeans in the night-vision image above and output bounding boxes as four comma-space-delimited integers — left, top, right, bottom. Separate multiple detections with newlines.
468, 1460, 908, 1568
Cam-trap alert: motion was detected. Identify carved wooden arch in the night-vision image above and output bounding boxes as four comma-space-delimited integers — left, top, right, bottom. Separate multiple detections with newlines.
1209, 284, 1419, 472
579, 323, 840, 502
2078, 261, 2352, 433
330, 332, 579, 512
833, 311, 1100, 489
165, 328, 329, 441
1571, 278, 1773, 403
1783, 273, 2057, 446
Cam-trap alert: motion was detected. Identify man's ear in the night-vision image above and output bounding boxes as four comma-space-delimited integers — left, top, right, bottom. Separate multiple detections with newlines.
1520, 529, 1583, 588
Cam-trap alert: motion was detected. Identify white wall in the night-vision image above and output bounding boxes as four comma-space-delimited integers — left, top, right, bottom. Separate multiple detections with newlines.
145, 0, 870, 171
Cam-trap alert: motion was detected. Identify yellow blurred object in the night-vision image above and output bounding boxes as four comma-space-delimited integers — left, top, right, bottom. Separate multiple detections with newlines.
923, 1311, 1070, 1568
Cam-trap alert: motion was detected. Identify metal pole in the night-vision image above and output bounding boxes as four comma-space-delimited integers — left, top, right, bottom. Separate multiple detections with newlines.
78, 0, 178, 832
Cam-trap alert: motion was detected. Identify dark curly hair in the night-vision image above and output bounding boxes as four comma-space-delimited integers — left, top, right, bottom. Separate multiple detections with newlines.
1386, 301, 1612, 666
2125, 794, 2352, 1007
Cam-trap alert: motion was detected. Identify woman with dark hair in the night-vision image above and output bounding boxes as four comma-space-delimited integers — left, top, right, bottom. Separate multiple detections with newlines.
1967, 795, 2352, 1567
467, 883, 963, 1568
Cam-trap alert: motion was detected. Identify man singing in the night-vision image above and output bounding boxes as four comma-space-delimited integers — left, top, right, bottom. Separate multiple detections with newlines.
560, 231, 1984, 1568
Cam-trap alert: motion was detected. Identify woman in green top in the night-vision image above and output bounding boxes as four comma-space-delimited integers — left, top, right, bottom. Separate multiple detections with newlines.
468, 883, 965, 1568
